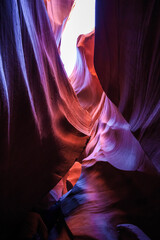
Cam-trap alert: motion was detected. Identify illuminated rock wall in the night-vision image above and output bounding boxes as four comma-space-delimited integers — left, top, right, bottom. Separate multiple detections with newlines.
0, 0, 91, 234
0, 0, 160, 239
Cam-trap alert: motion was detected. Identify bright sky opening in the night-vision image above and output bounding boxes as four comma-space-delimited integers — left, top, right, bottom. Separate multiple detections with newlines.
60, 0, 95, 77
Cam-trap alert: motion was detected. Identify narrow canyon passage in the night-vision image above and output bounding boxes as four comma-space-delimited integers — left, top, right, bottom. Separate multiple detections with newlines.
0, 1, 160, 239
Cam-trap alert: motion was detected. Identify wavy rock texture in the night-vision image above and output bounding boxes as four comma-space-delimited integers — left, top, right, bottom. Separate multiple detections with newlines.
0, 0, 91, 236
44, 0, 74, 47
59, 1, 160, 240
1, 0, 160, 239
69, 31, 103, 121
94, 0, 160, 172
61, 162, 160, 240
